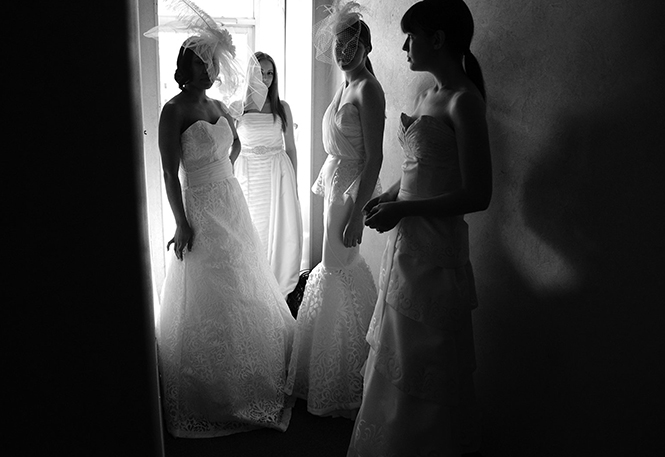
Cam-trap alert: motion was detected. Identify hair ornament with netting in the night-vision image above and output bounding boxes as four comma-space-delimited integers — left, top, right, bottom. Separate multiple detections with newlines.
144, 0, 256, 110
313, 1, 368, 66
238, 55, 268, 114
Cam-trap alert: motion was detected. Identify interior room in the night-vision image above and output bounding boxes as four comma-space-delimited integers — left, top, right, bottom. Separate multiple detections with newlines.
17, 0, 664, 456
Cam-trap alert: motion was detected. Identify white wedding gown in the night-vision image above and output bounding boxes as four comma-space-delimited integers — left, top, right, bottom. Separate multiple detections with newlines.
234, 112, 303, 298
285, 86, 381, 418
347, 113, 481, 456
158, 116, 295, 438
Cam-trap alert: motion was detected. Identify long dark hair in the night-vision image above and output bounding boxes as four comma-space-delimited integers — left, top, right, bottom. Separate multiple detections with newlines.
401, 0, 486, 100
254, 52, 288, 132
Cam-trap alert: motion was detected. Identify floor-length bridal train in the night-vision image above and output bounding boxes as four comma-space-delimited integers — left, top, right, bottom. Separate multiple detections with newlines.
285, 86, 381, 418
158, 116, 295, 438
347, 113, 481, 456
235, 112, 303, 298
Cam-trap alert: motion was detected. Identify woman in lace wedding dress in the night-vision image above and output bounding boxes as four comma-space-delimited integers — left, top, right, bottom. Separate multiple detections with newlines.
285, 6, 384, 419
348, 1, 492, 455
235, 52, 303, 298
154, 35, 295, 438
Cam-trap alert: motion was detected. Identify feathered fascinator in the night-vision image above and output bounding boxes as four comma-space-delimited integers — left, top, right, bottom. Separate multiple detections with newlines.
313, 1, 367, 66
144, 0, 266, 115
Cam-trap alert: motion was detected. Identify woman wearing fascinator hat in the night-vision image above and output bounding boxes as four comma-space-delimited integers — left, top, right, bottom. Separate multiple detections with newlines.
285, 1, 385, 420
234, 52, 304, 300
349, 0, 491, 455
144, 0, 295, 438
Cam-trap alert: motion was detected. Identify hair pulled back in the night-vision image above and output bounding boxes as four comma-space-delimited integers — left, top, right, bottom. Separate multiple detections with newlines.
174, 46, 196, 90
401, 0, 486, 100
254, 52, 288, 132
342, 19, 375, 76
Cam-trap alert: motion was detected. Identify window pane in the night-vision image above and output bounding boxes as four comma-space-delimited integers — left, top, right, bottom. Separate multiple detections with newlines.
159, 0, 254, 19
156, 0, 256, 106
156, 27, 253, 107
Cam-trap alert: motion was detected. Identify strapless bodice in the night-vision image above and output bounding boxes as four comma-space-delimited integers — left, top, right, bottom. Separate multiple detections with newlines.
312, 96, 381, 204
397, 113, 462, 200
236, 112, 284, 153
394, 113, 470, 268
323, 101, 365, 161
180, 117, 234, 188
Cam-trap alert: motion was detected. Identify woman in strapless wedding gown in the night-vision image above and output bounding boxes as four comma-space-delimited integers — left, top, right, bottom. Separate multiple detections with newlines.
154, 38, 295, 438
234, 52, 303, 299
348, 1, 492, 455
285, 12, 385, 419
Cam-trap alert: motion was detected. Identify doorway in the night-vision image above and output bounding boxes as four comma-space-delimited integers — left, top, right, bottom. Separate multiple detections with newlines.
137, 0, 313, 320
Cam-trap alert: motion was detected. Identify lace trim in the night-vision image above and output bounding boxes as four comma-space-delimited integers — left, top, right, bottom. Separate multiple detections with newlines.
285, 260, 377, 416
159, 179, 295, 436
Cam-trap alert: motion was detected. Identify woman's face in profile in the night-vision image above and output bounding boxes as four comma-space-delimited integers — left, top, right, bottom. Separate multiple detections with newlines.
402, 29, 432, 72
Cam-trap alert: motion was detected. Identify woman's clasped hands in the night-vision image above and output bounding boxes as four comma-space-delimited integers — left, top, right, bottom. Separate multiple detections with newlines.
363, 194, 403, 234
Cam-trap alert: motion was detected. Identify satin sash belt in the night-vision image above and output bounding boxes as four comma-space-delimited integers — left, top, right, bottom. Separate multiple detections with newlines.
183, 160, 233, 189
240, 145, 283, 160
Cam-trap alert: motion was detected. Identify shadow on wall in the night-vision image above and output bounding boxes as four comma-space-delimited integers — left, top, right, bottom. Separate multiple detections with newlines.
476, 90, 665, 457
468, 0, 665, 455
522, 102, 665, 298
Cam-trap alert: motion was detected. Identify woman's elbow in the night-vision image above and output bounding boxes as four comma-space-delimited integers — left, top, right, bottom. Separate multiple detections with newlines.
471, 187, 492, 212
162, 169, 180, 185
462, 180, 491, 212
476, 196, 491, 212
367, 153, 383, 172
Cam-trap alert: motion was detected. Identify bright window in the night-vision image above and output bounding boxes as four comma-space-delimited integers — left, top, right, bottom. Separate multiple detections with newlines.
141, 1, 312, 320
159, 0, 254, 18
156, 0, 257, 107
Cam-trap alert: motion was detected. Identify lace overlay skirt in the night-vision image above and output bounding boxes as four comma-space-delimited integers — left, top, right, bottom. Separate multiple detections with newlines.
285, 160, 377, 418
158, 177, 295, 437
347, 217, 480, 456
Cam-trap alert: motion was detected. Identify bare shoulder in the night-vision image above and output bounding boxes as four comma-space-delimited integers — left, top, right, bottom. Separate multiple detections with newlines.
210, 99, 233, 124
160, 96, 186, 127
410, 86, 435, 114
448, 90, 485, 123
415, 86, 431, 103
450, 90, 485, 113
360, 76, 384, 97
161, 95, 183, 115
357, 76, 385, 109
210, 98, 228, 115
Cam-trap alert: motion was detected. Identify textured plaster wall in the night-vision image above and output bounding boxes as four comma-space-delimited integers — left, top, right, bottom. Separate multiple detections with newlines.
355, 0, 665, 455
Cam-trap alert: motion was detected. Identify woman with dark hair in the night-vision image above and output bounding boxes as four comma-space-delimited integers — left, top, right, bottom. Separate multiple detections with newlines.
145, 7, 295, 437
348, 0, 491, 455
285, 1, 384, 420
234, 52, 303, 299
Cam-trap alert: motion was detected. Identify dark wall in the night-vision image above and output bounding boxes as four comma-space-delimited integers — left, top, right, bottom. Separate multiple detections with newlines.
471, 1, 665, 455
14, 1, 163, 455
